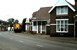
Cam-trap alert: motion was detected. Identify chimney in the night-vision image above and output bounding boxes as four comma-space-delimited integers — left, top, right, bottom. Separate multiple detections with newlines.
75, 0, 77, 7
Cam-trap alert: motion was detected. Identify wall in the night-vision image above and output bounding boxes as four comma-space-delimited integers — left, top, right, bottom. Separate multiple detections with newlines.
49, 6, 75, 37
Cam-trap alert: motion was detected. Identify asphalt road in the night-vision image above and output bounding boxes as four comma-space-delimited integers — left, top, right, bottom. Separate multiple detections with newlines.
0, 31, 77, 50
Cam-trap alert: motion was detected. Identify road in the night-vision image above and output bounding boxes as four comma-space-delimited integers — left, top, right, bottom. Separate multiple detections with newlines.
0, 31, 77, 50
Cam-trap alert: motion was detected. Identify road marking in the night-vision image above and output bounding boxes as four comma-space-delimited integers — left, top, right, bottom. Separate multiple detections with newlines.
36, 44, 43, 47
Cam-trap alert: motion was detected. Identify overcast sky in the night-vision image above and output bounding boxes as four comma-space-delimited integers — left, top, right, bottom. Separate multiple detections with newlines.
0, 0, 75, 23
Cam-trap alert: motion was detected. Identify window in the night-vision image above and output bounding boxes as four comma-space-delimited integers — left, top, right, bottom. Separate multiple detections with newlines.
42, 21, 47, 25
56, 19, 68, 33
56, 7, 68, 15
33, 21, 36, 26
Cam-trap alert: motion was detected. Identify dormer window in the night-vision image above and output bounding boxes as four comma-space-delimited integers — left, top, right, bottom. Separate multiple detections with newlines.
56, 7, 68, 15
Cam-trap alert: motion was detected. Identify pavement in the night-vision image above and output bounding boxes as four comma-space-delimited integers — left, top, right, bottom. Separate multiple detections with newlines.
16, 32, 77, 44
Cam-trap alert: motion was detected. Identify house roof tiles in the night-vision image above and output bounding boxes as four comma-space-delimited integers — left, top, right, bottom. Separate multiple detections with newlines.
32, 7, 51, 20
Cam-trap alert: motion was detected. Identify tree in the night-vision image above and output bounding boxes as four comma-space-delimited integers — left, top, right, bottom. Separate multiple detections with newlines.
22, 18, 26, 32
14, 19, 19, 24
8, 18, 14, 23
8, 18, 14, 27
7, 18, 15, 31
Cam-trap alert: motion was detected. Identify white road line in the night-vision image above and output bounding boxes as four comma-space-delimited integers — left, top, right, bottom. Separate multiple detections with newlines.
36, 44, 44, 47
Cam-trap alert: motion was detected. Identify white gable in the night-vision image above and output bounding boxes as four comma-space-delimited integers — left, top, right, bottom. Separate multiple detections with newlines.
48, 0, 76, 13
56, 0, 69, 6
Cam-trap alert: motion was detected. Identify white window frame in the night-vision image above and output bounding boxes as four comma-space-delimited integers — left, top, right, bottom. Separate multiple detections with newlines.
56, 19, 68, 33
56, 7, 68, 15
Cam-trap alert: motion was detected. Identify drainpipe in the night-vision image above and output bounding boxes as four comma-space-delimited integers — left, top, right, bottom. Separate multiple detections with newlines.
74, 16, 76, 37
74, 17, 75, 37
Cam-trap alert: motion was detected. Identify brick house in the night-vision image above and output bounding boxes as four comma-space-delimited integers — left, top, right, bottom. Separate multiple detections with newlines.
31, 7, 51, 34
48, 0, 77, 37
74, 0, 77, 37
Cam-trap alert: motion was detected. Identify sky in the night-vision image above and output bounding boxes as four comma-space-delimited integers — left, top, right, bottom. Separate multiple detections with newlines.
0, 0, 75, 23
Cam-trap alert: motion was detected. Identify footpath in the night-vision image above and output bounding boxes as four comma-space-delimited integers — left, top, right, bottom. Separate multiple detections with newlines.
16, 32, 77, 44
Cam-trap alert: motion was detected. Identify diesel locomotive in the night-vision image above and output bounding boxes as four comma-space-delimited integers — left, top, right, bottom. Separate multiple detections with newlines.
14, 23, 22, 32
